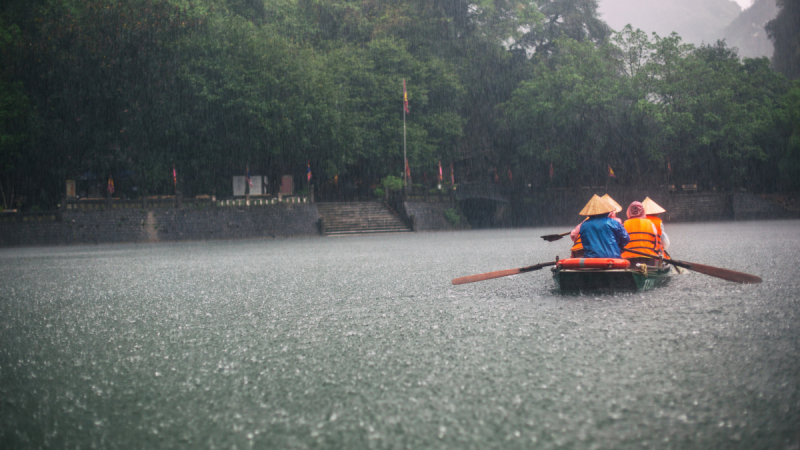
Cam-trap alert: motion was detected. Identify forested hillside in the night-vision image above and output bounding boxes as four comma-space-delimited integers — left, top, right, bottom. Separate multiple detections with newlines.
1, 0, 799, 211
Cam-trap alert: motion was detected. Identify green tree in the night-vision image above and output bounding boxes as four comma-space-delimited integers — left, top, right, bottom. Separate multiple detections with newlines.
0, 16, 28, 209
15, 0, 203, 201
519, 0, 610, 56
501, 37, 626, 187
646, 37, 787, 189
778, 80, 800, 190
321, 37, 464, 187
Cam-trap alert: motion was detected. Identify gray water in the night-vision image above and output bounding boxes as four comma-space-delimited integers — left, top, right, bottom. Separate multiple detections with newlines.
1, 220, 798, 449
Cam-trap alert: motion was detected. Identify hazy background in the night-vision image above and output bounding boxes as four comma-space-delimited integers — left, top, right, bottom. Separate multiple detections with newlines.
598, 0, 777, 58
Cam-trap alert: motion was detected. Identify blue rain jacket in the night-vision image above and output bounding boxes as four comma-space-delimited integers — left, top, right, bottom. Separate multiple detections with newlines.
578, 215, 630, 258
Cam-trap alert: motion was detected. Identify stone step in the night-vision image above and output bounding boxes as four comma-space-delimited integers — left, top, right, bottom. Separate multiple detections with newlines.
324, 221, 407, 229
324, 224, 408, 232
324, 228, 412, 236
317, 202, 412, 235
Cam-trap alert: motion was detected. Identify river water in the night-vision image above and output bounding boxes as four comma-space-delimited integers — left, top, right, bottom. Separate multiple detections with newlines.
1, 220, 798, 449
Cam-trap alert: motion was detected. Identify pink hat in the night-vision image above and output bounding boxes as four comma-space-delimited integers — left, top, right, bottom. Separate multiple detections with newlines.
626, 201, 646, 219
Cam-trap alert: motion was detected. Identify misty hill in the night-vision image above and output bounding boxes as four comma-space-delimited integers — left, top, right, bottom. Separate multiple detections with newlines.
598, 0, 741, 47
720, 0, 778, 58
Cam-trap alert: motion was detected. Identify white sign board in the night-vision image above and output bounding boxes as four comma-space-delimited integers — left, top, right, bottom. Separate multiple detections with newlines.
233, 175, 267, 196
250, 175, 263, 195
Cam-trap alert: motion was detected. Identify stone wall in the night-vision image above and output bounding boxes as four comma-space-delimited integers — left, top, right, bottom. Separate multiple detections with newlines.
666, 193, 734, 222
403, 201, 459, 231
733, 193, 798, 220
0, 203, 319, 247
509, 188, 672, 227
507, 189, 797, 226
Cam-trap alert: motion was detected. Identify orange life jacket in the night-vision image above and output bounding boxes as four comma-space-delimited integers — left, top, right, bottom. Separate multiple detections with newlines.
570, 219, 588, 253
646, 215, 671, 259
622, 218, 659, 258
646, 215, 662, 251
571, 235, 583, 252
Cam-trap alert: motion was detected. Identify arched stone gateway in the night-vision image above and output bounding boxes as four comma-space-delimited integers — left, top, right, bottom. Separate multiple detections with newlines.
454, 182, 509, 228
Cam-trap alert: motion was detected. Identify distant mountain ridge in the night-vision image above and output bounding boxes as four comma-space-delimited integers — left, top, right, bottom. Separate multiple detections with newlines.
598, 0, 741, 46
721, 0, 778, 58
598, 0, 777, 58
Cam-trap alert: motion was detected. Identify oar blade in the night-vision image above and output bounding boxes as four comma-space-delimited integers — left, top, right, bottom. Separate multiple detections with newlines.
452, 261, 556, 285
627, 248, 762, 284
452, 268, 522, 285
540, 234, 564, 242
686, 262, 763, 284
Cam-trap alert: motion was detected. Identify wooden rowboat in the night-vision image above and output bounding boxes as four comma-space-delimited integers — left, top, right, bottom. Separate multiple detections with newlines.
452, 252, 760, 288
552, 262, 671, 291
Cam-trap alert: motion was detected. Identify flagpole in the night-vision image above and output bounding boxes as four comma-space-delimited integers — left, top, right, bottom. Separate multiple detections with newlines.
403, 98, 407, 193
403, 78, 408, 195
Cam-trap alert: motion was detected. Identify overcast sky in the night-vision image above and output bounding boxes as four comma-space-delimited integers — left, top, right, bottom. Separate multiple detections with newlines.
732, 0, 753, 8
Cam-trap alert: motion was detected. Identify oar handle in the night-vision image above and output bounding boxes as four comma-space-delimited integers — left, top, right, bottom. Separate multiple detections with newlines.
625, 249, 689, 268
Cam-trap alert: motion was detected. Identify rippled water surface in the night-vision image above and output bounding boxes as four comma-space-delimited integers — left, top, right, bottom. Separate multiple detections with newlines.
1, 220, 799, 449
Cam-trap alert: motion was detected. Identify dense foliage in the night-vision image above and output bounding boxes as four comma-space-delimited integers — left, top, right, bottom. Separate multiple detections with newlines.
0, 0, 798, 210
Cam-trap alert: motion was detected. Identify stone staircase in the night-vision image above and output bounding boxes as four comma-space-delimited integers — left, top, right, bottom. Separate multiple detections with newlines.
667, 193, 734, 222
316, 202, 412, 235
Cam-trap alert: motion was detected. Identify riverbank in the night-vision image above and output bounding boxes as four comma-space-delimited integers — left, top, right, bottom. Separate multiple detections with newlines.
0, 192, 796, 247
507, 190, 799, 227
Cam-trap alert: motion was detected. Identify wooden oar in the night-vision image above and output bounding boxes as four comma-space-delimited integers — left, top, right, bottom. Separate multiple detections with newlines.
624, 249, 761, 284
541, 219, 586, 241
452, 261, 557, 285
540, 232, 569, 242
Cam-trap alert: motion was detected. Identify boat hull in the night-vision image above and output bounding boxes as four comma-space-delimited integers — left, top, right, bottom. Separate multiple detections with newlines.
552, 265, 670, 291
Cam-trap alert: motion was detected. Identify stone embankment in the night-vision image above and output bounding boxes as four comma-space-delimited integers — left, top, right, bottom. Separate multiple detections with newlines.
0, 200, 319, 247
0, 192, 795, 247
509, 190, 798, 227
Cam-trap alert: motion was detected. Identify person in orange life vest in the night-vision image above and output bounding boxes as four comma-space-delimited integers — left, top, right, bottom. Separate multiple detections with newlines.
621, 201, 659, 263
570, 194, 623, 257
572, 195, 629, 258
641, 197, 670, 256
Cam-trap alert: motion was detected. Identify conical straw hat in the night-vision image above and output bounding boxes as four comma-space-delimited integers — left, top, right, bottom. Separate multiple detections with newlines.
642, 197, 666, 214
579, 194, 614, 216
601, 194, 623, 213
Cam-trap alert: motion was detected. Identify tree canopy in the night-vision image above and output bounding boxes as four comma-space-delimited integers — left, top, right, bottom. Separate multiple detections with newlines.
0, 0, 797, 210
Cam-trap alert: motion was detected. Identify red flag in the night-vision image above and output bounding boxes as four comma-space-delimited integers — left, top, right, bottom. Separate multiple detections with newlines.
173, 165, 177, 187
405, 158, 411, 182
608, 164, 616, 178
403, 79, 409, 114
107, 176, 115, 194
438, 161, 443, 182
307, 160, 312, 182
